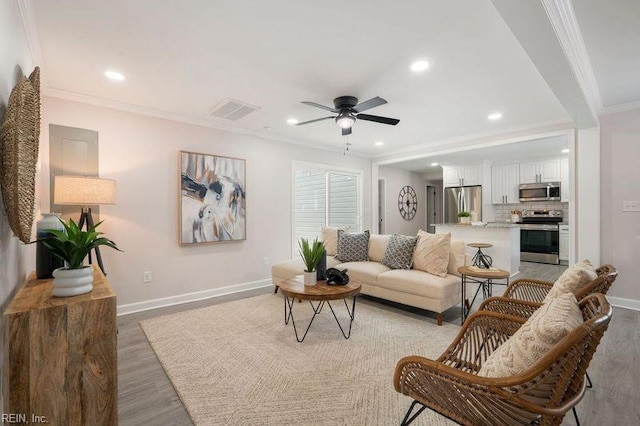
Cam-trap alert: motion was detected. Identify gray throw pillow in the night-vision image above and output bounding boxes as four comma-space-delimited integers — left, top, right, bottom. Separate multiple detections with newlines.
335, 230, 370, 262
381, 233, 418, 269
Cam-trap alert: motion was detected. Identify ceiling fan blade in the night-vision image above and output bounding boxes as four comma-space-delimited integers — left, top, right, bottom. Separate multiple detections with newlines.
356, 113, 400, 126
352, 96, 387, 113
342, 127, 352, 136
301, 101, 338, 113
295, 116, 336, 126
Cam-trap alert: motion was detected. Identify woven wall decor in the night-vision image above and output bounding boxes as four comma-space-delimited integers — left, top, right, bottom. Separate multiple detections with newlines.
0, 67, 41, 243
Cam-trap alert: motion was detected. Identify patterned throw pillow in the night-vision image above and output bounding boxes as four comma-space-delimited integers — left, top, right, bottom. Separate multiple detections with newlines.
478, 293, 583, 378
335, 230, 370, 262
381, 234, 418, 269
543, 259, 598, 302
321, 226, 349, 256
412, 230, 451, 277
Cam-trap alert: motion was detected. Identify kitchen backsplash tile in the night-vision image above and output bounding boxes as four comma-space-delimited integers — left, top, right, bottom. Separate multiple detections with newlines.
492, 202, 568, 223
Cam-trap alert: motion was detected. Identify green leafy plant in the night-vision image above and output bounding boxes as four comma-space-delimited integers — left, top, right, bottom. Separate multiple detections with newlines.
298, 237, 325, 272
37, 218, 122, 269
457, 211, 471, 218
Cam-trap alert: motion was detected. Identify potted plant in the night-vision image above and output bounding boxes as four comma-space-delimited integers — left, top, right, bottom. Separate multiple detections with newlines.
37, 218, 121, 297
457, 211, 471, 225
298, 237, 325, 286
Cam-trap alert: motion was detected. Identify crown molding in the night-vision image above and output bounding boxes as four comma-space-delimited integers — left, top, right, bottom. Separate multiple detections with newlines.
16, 0, 46, 82
542, 0, 603, 115
43, 87, 370, 158
600, 100, 640, 116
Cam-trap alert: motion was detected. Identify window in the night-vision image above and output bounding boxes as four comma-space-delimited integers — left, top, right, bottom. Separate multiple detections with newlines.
292, 163, 361, 252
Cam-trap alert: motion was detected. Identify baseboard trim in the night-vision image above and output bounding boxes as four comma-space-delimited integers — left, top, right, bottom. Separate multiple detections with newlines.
607, 296, 640, 312
117, 279, 273, 316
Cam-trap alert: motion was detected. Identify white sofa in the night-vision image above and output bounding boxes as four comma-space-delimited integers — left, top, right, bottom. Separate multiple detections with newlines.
271, 234, 467, 325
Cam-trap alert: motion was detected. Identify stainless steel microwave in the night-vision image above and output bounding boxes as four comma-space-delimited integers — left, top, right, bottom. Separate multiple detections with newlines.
519, 182, 561, 202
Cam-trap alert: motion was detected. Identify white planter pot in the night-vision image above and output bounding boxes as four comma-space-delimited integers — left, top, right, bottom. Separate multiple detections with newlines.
459, 217, 470, 225
303, 271, 317, 286
52, 266, 94, 297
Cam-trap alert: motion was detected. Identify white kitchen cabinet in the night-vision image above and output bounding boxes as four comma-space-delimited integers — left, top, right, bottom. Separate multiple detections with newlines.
491, 164, 519, 204
559, 224, 569, 263
519, 159, 561, 184
443, 164, 482, 187
560, 158, 569, 202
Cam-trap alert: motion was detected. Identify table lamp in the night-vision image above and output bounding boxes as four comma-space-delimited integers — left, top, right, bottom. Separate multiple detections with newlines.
53, 176, 117, 274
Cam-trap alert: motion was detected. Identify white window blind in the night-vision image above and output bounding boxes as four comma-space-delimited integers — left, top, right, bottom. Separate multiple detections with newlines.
293, 166, 360, 251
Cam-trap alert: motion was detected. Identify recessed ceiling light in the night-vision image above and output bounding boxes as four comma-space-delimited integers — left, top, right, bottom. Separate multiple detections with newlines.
287, 118, 298, 125
104, 70, 125, 82
411, 60, 430, 72
488, 112, 502, 121
562, 149, 570, 153
431, 162, 439, 167
374, 141, 384, 146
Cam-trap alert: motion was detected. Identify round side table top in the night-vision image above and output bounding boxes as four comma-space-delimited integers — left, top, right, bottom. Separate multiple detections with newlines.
467, 243, 493, 249
458, 266, 510, 279
279, 275, 361, 301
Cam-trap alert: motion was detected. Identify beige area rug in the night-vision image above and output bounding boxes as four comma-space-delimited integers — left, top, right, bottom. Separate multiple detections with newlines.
140, 293, 460, 425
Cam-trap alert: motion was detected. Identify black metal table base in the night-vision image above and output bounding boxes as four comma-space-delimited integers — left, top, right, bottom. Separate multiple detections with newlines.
461, 274, 510, 325
284, 296, 357, 342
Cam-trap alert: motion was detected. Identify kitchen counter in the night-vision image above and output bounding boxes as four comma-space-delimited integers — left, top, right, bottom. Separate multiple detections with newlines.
434, 224, 520, 276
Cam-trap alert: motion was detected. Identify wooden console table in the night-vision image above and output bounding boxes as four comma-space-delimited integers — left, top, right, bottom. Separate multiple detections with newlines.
3, 265, 118, 425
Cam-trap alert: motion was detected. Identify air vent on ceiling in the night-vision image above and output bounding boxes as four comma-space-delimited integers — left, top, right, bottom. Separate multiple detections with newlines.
209, 98, 261, 121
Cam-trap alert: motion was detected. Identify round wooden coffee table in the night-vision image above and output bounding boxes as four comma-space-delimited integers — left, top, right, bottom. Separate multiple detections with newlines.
458, 265, 510, 325
278, 276, 361, 342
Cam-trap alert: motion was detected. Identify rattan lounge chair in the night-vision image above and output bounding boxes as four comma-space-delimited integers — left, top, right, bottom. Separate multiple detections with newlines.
394, 293, 612, 426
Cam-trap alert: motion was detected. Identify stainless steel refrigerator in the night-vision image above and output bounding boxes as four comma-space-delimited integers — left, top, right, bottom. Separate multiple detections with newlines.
444, 185, 482, 223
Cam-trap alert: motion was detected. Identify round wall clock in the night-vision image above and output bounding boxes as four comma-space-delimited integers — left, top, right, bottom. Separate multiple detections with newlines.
398, 185, 417, 220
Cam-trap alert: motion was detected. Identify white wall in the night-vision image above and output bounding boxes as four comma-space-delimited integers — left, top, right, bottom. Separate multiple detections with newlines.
600, 110, 640, 305
378, 166, 426, 236
0, 0, 37, 388
40, 97, 372, 307
575, 127, 600, 266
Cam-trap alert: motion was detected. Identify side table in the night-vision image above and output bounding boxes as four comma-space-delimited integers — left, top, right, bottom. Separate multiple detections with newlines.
458, 265, 510, 325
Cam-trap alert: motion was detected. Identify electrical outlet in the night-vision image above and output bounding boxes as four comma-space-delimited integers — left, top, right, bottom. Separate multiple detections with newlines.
263, 257, 269, 266
143, 271, 152, 283
622, 201, 640, 212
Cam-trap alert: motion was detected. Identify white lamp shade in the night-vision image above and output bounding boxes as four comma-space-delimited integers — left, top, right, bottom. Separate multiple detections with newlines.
54, 176, 117, 206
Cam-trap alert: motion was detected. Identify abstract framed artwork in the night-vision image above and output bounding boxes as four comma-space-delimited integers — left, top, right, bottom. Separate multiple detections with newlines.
179, 151, 246, 245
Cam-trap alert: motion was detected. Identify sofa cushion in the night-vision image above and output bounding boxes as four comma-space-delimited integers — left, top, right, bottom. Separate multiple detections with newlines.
412, 231, 451, 277
368, 234, 391, 262
321, 226, 349, 256
334, 261, 391, 284
336, 230, 370, 262
272, 256, 340, 280
376, 269, 461, 300
478, 293, 583, 378
448, 239, 466, 277
544, 260, 598, 302
381, 234, 418, 270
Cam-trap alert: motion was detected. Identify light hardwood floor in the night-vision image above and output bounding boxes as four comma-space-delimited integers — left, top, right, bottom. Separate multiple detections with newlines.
118, 263, 639, 425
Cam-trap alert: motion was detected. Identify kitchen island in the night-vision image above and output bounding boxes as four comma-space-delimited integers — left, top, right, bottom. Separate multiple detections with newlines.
434, 223, 520, 276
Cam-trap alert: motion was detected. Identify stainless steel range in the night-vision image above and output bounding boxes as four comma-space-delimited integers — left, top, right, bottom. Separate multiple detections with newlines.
517, 210, 563, 264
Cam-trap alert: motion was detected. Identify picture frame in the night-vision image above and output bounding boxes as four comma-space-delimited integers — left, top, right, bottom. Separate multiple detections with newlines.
179, 150, 246, 245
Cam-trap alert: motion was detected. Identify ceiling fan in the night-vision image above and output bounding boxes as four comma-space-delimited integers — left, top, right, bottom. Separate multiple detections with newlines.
296, 96, 400, 135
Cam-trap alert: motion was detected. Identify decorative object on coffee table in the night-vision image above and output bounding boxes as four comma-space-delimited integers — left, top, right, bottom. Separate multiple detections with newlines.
278, 276, 361, 342
298, 237, 325, 286
36, 218, 121, 297
0, 67, 40, 243
179, 150, 246, 245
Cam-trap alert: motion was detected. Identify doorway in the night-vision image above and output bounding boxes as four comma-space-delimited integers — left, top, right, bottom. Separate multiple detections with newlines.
378, 179, 385, 234
426, 185, 438, 233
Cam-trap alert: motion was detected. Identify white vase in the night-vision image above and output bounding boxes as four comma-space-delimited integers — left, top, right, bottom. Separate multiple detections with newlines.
459, 217, 470, 225
52, 266, 94, 297
303, 271, 317, 286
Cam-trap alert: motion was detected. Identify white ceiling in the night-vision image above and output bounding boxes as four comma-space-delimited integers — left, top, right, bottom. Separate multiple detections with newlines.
26, 0, 639, 157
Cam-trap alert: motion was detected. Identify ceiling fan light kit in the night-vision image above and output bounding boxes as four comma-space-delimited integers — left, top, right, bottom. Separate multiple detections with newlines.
297, 95, 400, 135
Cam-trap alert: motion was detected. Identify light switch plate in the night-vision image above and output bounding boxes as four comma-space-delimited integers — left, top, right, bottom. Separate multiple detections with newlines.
622, 201, 640, 212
